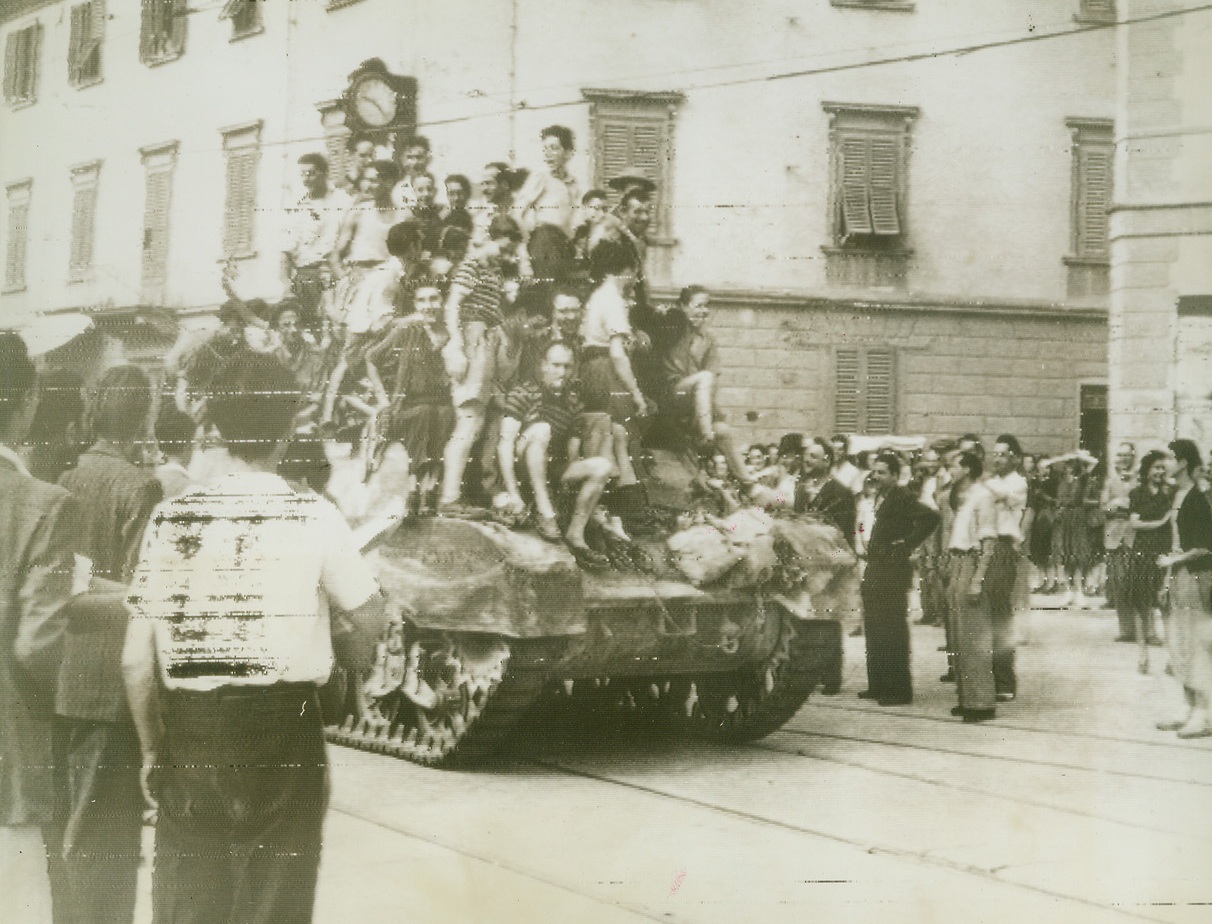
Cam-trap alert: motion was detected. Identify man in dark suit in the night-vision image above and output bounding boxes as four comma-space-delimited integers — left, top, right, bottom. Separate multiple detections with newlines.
795, 436, 857, 546
859, 450, 940, 705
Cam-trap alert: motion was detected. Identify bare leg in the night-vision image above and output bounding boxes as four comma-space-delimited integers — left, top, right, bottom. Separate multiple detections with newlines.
439, 404, 485, 505
562, 457, 614, 548
611, 423, 638, 486
521, 424, 556, 520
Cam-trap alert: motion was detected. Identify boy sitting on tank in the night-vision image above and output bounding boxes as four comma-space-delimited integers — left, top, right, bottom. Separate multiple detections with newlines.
497, 341, 614, 568
651, 285, 762, 502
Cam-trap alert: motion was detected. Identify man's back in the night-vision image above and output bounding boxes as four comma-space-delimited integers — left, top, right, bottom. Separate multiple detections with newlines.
0, 460, 76, 825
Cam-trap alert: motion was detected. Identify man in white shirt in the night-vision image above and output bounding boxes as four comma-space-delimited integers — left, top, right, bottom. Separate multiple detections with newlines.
983, 434, 1029, 702
282, 153, 348, 334
123, 353, 387, 924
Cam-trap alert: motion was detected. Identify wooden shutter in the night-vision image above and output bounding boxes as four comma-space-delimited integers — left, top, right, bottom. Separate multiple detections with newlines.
324, 131, 350, 187
139, 0, 156, 61
69, 181, 97, 281
68, 4, 86, 84
839, 135, 873, 236
81, 1, 104, 82
864, 349, 896, 435
868, 136, 900, 236
596, 117, 666, 226
834, 348, 861, 433
223, 147, 258, 257
5, 199, 29, 290
4, 31, 19, 101
1078, 145, 1112, 259
599, 121, 633, 194
169, 0, 187, 55
142, 169, 172, 294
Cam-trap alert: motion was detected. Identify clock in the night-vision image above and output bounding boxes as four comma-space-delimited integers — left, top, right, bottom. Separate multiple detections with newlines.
350, 74, 399, 128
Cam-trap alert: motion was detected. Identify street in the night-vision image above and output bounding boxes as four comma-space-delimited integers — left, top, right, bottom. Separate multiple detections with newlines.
129, 600, 1212, 924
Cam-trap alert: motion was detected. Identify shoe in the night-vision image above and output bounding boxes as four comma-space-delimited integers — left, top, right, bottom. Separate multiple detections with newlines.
849, 627, 863, 637
534, 515, 562, 542
939, 672, 956, 683
1060, 591, 1075, 607
1146, 635, 1164, 647
1156, 717, 1188, 731
915, 617, 939, 626
995, 692, 1016, 703
857, 690, 880, 700
877, 695, 912, 706
1072, 592, 1088, 610
1114, 635, 1134, 643
436, 501, 490, 521
568, 542, 611, 571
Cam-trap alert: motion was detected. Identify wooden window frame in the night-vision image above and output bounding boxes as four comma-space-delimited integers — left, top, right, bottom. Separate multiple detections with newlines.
139, 141, 178, 305
4, 179, 32, 294
583, 88, 684, 247
140, 0, 187, 67
3, 22, 42, 107
822, 102, 918, 288
832, 346, 898, 436
68, 1, 105, 88
220, 0, 264, 41
221, 120, 263, 261
68, 160, 101, 284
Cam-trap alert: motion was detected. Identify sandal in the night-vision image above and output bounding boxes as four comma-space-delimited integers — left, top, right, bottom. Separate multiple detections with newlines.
535, 515, 563, 543
568, 542, 611, 570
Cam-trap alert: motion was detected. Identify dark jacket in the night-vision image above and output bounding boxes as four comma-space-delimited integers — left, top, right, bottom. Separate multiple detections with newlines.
0, 454, 77, 824
56, 442, 162, 722
795, 476, 858, 548
866, 486, 941, 565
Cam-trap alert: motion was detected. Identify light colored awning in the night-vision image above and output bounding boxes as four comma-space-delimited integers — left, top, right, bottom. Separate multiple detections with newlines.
16, 312, 94, 358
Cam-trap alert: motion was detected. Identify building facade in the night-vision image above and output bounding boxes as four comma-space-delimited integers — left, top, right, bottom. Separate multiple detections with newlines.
1110, 1, 1212, 452
1, 0, 1118, 453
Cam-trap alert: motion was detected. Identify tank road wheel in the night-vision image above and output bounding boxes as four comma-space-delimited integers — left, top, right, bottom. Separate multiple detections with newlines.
680, 612, 840, 744
327, 633, 557, 767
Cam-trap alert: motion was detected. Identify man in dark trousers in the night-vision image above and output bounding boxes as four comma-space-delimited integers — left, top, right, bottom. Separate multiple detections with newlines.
859, 450, 940, 706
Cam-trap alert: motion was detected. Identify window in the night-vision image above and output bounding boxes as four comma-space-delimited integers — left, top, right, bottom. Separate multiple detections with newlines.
4, 180, 32, 293
140, 142, 178, 304
68, 1, 105, 87
583, 89, 684, 244
222, 121, 262, 259
822, 102, 918, 287
834, 347, 896, 435
140, 0, 187, 65
3, 23, 42, 106
68, 161, 101, 283
1076, 0, 1115, 24
221, 0, 262, 40
1065, 118, 1113, 297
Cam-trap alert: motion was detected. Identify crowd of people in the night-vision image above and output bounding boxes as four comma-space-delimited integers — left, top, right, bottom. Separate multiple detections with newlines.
2, 125, 1211, 924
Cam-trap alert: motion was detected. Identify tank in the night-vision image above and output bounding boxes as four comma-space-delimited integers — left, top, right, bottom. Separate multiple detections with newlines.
322, 501, 856, 768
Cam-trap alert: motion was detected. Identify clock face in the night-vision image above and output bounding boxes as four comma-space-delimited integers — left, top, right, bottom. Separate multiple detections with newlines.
352, 76, 398, 127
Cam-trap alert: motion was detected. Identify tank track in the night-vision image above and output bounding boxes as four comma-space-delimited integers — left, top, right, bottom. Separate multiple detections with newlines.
325, 637, 564, 768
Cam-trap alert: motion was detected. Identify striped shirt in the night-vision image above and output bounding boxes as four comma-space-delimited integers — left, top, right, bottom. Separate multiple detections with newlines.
451, 256, 506, 329
502, 381, 584, 454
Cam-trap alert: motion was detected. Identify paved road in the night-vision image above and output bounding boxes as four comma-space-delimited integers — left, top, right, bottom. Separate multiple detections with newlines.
136, 602, 1212, 924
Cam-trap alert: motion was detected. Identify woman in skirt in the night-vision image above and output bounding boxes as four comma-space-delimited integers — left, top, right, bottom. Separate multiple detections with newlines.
1121, 450, 1171, 669
1156, 440, 1212, 739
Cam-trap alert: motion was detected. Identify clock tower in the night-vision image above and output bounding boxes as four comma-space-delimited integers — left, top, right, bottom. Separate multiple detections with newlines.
340, 58, 418, 146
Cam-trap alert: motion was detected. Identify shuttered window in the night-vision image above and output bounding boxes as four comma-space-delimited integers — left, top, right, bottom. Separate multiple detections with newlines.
68, 162, 101, 283
140, 142, 178, 304
222, 122, 262, 258
140, 0, 187, 65
221, 0, 262, 39
1067, 118, 1114, 262
825, 103, 917, 249
4, 180, 32, 292
3, 23, 42, 105
834, 347, 896, 435
583, 89, 684, 241
68, 1, 105, 86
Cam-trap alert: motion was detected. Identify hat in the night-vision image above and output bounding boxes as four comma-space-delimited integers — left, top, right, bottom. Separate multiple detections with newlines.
607, 172, 656, 198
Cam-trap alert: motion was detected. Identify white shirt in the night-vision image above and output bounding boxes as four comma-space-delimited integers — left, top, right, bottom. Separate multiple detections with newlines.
126, 472, 378, 691
580, 283, 632, 349
948, 482, 997, 552
984, 470, 1028, 542
285, 187, 350, 267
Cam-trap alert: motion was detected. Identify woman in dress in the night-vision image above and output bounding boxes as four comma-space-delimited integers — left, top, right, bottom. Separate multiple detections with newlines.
1156, 439, 1212, 739
1050, 457, 1095, 608
1121, 449, 1171, 671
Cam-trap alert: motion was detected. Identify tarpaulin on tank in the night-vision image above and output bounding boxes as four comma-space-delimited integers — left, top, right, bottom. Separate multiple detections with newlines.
371, 517, 587, 637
